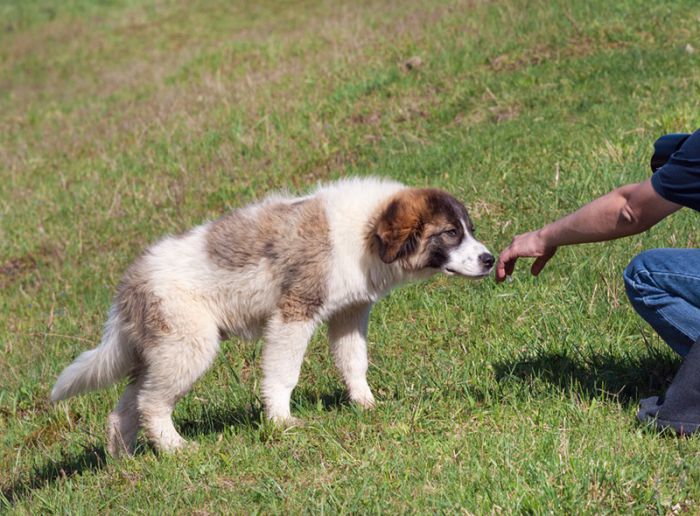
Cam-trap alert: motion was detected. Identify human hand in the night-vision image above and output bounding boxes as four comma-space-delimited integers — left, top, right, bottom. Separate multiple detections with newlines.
495, 230, 557, 282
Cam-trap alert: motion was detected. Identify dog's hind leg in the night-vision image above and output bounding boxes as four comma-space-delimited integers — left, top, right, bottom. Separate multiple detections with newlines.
107, 378, 143, 457
261, 315, 317, 424
137, 328, 219, 453
328, 303, 375, 409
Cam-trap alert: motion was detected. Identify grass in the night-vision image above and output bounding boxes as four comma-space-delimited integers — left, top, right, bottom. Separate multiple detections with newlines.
2, 0, 700, 512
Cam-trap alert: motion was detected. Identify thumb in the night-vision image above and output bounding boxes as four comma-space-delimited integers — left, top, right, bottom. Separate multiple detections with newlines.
496, 248, 515, 282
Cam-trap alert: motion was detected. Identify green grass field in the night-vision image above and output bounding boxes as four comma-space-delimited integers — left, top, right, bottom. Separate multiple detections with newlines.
2, 0, 700, 512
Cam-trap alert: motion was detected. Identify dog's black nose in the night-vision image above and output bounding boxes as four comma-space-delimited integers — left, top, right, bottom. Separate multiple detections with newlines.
479, 253, 495, 269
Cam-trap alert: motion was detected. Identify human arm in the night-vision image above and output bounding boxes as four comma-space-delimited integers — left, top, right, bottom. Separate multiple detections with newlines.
495, 178, 682, 282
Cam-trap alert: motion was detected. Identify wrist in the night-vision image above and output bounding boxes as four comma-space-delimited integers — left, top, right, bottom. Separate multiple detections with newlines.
536, 225, 556, 250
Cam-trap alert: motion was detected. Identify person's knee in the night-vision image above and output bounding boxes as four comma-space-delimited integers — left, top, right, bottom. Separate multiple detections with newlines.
624, 252, 643, 291
623, 249, 699, 356
624, 250, 663, 304
624, 249, 668, 283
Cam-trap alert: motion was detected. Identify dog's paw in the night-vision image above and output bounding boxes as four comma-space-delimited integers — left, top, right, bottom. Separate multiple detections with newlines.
107, 439, 134, 459
350, 390, 376, 410
157, 438, 200, 454
180, 440, 200, 453
269, 414, 305, 428
282, 416, 305, 428
107, 415, 137, 458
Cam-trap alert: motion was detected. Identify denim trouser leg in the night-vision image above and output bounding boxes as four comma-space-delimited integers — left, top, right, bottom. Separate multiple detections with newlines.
623, 248, 700, 357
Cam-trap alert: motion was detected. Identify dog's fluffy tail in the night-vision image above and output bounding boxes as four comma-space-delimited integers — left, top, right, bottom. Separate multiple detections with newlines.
51, 306, 131, 402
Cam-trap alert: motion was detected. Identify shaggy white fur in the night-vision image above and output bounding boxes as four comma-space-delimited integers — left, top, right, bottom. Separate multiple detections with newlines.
51, 177, 493, 455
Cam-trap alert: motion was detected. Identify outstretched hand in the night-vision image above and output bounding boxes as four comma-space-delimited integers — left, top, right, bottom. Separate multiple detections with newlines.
495, 230, 557, 282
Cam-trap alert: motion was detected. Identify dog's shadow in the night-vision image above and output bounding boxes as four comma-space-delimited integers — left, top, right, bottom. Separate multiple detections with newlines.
3, 391, 347, 506
2, 445, 107, 507
177, 388, 349, 438
6, 350, 675, 507
492, 345, 681, 406
15, 347, 673, 504
178, 404, 262, 438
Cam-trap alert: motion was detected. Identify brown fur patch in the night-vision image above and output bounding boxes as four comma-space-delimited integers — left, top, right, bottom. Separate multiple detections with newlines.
207, 204, 291, 270
207, 198, 331, 322
368, 188, 471, 270
370, 189, 426, 264
116, 255, 171, 348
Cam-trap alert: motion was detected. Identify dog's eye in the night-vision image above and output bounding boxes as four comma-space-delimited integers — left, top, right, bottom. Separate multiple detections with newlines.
444, 228, 458, 238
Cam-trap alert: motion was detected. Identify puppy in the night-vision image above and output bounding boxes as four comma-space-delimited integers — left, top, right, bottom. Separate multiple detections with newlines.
51, 177, 494, 455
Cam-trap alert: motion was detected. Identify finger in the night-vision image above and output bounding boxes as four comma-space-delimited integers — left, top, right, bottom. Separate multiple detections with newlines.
530, 254, 551, 276
504, 256, 516, 277
496, 257, 517, 282
495, 260, 505, 282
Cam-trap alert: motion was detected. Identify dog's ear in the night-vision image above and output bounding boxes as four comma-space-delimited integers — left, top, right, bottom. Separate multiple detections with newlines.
373, 194, 422, 264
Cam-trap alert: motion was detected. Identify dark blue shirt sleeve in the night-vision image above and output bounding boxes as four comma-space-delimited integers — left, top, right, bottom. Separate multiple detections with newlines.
651, 128, 700, 212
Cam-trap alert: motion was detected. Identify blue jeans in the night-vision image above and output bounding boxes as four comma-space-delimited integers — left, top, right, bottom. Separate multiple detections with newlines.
624, 249, 700, 357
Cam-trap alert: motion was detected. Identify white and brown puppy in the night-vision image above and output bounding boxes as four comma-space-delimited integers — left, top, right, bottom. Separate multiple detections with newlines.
51, 177, 493, 455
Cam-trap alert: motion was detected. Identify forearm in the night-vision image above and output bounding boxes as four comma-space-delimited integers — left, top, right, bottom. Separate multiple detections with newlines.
537, 184, 648, 248
496, 178, 681, 282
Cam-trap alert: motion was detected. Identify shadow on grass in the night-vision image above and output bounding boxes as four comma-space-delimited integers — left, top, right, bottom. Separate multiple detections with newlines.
1, 445, 106, 508
294, 387, 351, 411
492, 345, 682, 407
178, 404, 262, 438
2, 389, 357, 506
178, 388, 349, 438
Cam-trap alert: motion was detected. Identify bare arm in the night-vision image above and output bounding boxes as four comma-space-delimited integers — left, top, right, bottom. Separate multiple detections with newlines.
495, 178, 682, 282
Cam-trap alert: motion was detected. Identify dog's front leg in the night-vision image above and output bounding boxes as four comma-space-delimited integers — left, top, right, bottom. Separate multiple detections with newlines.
261, 314, 316, 424
328, 303, 375, 409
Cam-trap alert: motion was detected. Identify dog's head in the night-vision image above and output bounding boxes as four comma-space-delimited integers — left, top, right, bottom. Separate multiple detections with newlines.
370, 188, 494, 278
